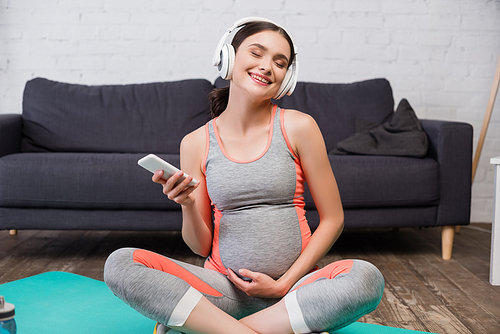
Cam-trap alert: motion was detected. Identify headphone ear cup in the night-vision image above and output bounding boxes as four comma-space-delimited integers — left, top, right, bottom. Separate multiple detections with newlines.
226, 45, 235, 80
218, 44, 235, 80
274, 67, 293, 100
276, 61, 299, 99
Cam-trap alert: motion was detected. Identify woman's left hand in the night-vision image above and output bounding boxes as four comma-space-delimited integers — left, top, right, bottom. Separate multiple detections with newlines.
227, 268, 288, 298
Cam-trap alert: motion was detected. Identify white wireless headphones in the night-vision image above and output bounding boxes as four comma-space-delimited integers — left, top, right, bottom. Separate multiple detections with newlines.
212, 17, 299, 100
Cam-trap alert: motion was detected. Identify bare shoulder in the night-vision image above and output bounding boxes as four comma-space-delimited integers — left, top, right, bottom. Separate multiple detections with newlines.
282, 109, 320, 137
180, 124, 207, 174
282, 109, 324, 159
181, 125, 206, 151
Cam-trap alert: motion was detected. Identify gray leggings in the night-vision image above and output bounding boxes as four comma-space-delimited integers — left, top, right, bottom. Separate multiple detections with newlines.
104, 248, 384, 333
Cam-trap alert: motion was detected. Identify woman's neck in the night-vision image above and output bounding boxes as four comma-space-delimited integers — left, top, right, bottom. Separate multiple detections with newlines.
218, 87, 273, 136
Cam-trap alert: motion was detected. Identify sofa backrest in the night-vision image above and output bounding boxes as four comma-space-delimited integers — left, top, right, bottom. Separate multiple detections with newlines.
214, 77, 395, 152
21, 78, 213, 154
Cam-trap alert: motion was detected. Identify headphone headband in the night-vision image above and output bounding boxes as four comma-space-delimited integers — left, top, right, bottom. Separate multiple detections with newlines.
213, 17, 299, 99
212, 17, 297, 66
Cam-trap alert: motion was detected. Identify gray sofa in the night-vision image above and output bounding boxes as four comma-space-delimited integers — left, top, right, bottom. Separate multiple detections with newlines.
0, 77, 473, 259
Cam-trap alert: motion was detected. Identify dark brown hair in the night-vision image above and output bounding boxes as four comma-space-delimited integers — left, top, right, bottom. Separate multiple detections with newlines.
209, 21, 296, 118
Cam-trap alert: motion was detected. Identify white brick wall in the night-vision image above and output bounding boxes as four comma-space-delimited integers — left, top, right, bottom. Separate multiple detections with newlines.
1, 0, 499, 222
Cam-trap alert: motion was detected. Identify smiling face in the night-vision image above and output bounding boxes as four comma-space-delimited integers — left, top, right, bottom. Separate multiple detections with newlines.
231, 30, 292, 100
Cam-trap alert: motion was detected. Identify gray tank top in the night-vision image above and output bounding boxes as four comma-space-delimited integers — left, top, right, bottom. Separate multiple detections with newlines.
203, 105, 311, 279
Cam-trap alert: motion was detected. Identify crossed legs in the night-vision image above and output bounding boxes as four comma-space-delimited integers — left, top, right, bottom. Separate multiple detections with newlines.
104, 248, 384, 334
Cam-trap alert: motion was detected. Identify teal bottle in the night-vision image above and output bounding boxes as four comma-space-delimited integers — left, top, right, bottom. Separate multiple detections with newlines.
0, 296, 16, 334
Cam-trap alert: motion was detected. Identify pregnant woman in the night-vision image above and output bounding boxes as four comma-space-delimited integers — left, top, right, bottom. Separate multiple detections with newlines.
104, 17, 384, 334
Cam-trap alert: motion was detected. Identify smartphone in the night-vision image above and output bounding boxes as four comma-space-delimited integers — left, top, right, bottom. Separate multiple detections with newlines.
138, 154, 198, 187
229, 268, 253, 282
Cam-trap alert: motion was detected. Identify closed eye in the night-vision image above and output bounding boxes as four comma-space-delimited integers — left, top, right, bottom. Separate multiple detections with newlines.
248, 43, 289, 68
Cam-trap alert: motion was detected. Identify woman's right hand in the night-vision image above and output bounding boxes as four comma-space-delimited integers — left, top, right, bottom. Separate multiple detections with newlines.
152, 170, 199, 206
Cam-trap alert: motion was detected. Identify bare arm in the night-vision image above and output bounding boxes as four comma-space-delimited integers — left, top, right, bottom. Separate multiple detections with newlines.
152, 126, 213, 257
277, 110, 344, 291
179, 128, 214, 257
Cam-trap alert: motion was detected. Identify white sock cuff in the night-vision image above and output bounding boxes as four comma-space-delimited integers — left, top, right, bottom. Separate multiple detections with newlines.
284, 290, 311, 334
167, 287, 203, 327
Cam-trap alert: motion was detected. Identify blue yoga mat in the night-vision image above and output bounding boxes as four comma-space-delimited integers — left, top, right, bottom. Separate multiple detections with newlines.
0, 272, 431, 333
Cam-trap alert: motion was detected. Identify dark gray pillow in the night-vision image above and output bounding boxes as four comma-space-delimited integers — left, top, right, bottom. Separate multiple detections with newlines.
21, 78, 213, 153
332, 99, 429, 157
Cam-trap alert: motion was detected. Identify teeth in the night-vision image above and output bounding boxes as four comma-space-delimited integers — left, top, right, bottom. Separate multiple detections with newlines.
251, 74, 270, 84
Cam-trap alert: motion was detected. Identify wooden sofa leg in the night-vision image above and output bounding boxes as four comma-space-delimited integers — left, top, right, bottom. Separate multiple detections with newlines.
442, 226, 455, 260
9, 229, 18, 236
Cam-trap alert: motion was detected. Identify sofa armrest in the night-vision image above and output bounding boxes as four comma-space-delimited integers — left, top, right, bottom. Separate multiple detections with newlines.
0, 114, 23, 158
421, 119, 473, 226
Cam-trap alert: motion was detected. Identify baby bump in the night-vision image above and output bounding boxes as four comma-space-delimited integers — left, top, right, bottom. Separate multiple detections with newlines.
218, 205, 303, 279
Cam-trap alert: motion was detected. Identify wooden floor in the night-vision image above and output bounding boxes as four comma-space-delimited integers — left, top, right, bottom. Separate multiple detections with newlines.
1, 223, 499, 333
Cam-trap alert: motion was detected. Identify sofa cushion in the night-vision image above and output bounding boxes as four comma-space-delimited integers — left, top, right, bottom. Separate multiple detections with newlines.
303, 155, 440, 209
21, 78, 213, 153
332, 99, 429, 157
0, 153, 181, 210
214, 77, 395, 152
